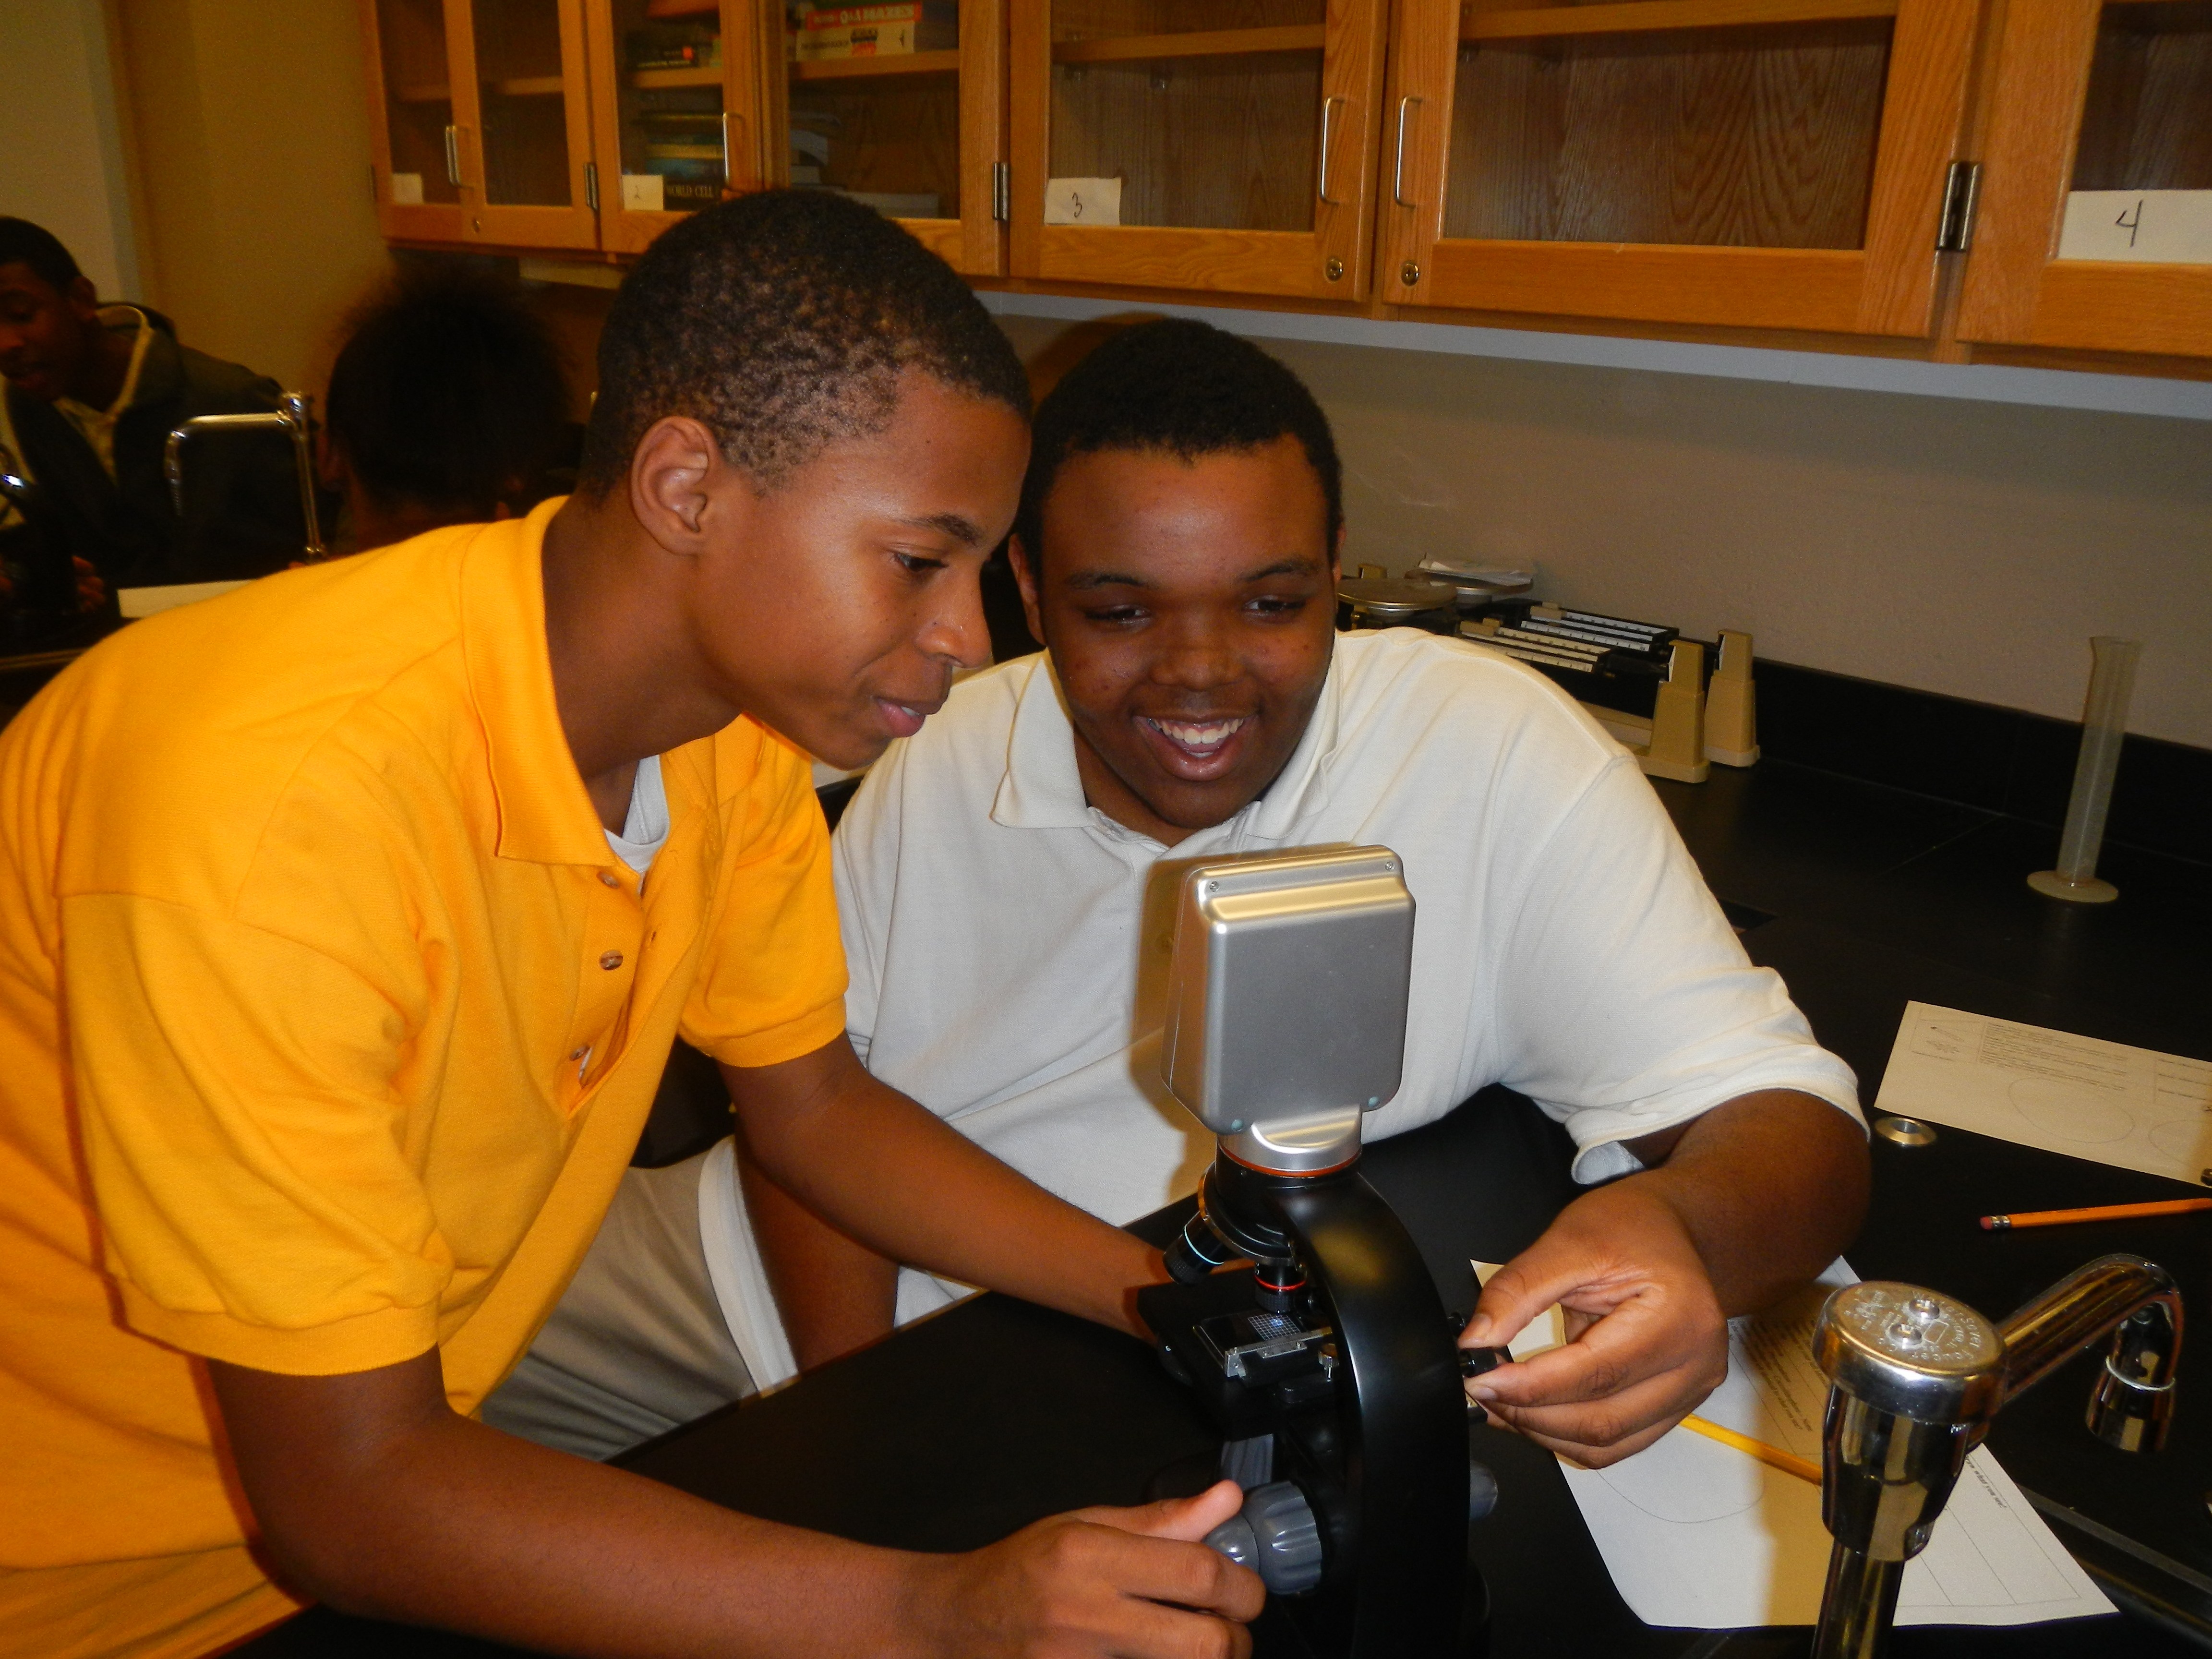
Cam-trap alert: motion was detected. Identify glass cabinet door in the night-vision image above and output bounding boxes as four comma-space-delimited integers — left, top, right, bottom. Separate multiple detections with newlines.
367, 0, 469, 240
1382, 0, 1982, 336
1011, 0, 1391, 299
771, 0, 1005, 273
1960, 0, 2212, 357
450, 0, 601, 247
588, 0, 767, 255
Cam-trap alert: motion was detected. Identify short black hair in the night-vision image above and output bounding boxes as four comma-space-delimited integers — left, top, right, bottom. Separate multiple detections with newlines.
0, 219, 83, 293
577, 190, 1028, 495
325, 265, 573, 517
1015, 318, 1342, 567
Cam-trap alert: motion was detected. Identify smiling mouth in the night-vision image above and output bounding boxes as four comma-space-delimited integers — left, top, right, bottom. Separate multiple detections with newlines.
1142, 715, 1251, 759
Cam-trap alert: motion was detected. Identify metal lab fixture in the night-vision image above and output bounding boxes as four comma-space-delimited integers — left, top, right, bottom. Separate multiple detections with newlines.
1142, 846, 1483, 1656
1810, 1253, 2182, 1659
165, 391, 326, 562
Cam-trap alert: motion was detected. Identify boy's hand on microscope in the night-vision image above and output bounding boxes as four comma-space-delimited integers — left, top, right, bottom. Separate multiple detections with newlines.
904, 1478, 1264, 1659
1454, 1178, 1727, 1468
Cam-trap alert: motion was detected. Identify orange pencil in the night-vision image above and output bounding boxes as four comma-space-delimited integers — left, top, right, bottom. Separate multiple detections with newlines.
1678, 1415, 1823, 1485
1981, 1198, 2212, 1231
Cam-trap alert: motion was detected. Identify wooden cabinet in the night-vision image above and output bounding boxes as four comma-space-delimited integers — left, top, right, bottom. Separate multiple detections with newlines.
364, 0, 1005, 268
1008, 0, 1392, 299
362, 0, 601, 250
1958, 0, 2212, 358
1377, 0, 1983, 334
358, 0, 2211, 367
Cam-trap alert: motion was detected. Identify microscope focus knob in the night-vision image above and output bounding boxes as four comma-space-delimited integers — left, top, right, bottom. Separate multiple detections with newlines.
1204, 1480, 1325, 1596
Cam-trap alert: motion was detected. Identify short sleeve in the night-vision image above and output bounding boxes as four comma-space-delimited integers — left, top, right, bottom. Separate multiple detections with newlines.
680, 738, 850, 1070
1490, 754, 1863, 1182
62, 892, 449, 1374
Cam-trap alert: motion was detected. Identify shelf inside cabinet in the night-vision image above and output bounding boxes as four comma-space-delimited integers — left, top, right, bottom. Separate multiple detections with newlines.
791, 49, 962, 81
633, 64, 723, 88
394, 80, 452, 102
1050, 24, 1325, 64
1463, 0, 1895, 43
491, 74, 567, 96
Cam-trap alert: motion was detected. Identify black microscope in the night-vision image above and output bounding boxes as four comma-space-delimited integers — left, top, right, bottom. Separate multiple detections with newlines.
1134, 846, 1489, 1658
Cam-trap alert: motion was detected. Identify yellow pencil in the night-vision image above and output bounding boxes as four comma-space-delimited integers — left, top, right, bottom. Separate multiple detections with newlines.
1680, 1414, 1823, 1485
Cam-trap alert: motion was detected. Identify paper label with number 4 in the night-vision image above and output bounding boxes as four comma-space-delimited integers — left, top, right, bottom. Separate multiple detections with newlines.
1044, 177, 1122, 227
2058, 190, 2212, 264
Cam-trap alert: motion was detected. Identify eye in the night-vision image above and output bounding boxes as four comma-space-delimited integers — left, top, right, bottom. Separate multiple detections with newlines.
1081, 604, 1148, 626
892, 551, 945, 577
1249, 594, 1310, 618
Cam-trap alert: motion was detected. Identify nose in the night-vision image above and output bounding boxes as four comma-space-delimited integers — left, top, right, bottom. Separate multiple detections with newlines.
1153, 612, 1240, 692
918, 563, 992, 672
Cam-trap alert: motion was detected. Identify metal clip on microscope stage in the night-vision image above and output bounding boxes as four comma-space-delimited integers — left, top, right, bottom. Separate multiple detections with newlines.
1811, 1253, 2183, 1659
165, 391, 326, 562
1135, 847, 1489, 1658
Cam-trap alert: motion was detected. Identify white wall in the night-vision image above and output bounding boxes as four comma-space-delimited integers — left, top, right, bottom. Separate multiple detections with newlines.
0, 0, 143, 298
997, 314, 2212, 750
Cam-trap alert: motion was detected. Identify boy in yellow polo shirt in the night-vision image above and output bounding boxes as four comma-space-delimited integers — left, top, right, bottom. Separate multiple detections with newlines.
0, 193, 1259, 1659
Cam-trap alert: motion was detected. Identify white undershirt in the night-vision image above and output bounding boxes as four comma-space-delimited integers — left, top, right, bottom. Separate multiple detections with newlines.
603, 754, 670, 876
829, 631, 1863, 1323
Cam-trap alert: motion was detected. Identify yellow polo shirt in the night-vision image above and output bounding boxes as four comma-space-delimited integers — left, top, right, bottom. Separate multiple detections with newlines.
0, 499, 848, 1658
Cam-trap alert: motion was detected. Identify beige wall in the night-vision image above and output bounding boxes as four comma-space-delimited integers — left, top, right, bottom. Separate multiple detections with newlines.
112, 0, 391, 395
997, 314, 2212, 751
0, 0, 143, 298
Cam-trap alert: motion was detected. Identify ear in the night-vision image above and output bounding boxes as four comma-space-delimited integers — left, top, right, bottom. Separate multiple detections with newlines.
1329, 521, 1345, 577
313, 426, 346, 490
65, 276, 100, 321
626, 415, 732, 555
1008, 533, 1047, 648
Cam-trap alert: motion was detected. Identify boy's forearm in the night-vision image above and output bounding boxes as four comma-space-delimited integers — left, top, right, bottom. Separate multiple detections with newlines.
737, 1142, 900, 1367
723, 1052, 1166, 1337
1630, 1089, 1869, 1313
212, 1355, 928, 1659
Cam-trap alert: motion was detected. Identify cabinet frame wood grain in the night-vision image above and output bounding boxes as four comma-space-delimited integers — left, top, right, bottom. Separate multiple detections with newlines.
1957, 0, 2212, 357
361, 0, 470, 242
1380, 0, 1983, 334
1010, 0, 1391, 300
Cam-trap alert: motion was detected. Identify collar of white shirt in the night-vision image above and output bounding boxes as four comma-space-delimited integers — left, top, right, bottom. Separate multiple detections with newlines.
988, 643, 1345, 847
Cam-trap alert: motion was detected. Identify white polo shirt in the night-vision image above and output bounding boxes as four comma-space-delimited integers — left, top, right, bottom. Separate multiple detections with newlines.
833, 630, 1862, 1319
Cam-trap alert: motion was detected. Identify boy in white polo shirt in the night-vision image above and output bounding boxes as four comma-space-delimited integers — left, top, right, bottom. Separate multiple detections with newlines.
738, 317, 1871, 1468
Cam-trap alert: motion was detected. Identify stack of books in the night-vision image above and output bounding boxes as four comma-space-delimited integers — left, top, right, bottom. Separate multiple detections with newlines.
791, 2, 957, 60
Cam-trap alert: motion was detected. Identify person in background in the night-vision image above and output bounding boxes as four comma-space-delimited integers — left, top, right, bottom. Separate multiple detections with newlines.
0, 217, 309, 586
320, 265, 578, 553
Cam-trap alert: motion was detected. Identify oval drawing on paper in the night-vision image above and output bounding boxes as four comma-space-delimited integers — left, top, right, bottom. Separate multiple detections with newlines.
2010, 1076, 2133, 1143
1597, 1430, 1763, 1525
2149, 1117, 2206, 1159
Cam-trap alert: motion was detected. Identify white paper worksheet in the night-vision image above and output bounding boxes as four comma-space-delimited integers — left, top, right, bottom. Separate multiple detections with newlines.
1552, 1263, 2113, 1629
1875, 1003, 2212, 1185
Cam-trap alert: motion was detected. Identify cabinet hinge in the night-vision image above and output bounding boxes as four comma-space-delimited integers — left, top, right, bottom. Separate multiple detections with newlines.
991, 161, 1010, 223
585, 161, 600, 213
1936, 160, 1981, 253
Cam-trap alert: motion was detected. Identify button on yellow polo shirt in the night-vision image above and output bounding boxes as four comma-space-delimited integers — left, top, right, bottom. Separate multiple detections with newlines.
0, 499, 848, 1658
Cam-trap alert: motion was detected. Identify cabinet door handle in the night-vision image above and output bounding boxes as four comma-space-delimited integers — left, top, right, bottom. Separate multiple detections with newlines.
444, 123, 461, 187
721, 110, 747, 190
1393, 96, 1421, 208
1317, 96, 1346, 205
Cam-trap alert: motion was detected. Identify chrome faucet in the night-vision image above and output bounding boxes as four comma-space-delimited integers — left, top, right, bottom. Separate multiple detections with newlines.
1809, 1253, 2181, 1659
165, 390, 326, 560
